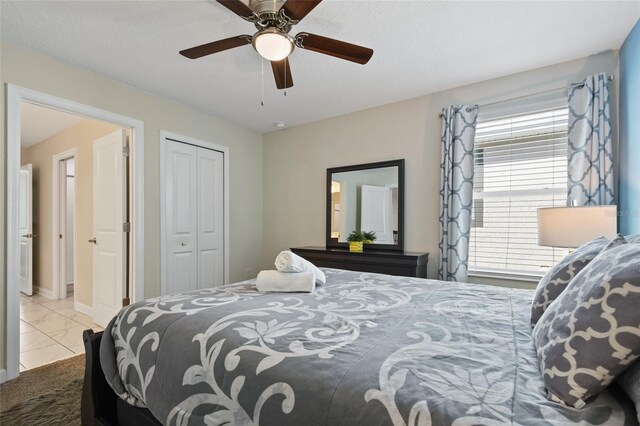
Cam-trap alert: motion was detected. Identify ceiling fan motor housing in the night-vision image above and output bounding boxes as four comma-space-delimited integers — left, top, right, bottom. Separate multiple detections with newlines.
246, 0, 299, 34
249, 0, 286, 15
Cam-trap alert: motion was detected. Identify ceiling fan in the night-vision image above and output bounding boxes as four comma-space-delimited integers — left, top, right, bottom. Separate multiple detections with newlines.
179, 0, 374, 90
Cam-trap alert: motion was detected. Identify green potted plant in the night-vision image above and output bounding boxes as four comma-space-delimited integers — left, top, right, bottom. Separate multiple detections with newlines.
362, 231, 377, 244
346, 230, 365, 253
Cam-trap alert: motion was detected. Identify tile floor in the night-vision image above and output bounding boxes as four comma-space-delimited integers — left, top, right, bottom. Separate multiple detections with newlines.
19, 292, 104, 371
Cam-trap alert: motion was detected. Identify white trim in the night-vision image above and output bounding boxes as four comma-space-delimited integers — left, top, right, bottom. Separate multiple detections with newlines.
52, 149, 76, 301
6, 84, 145, 382
159, 130, 230, 296
74, 301, 94, 317
34, 286, 56, 299
476, 93, 568, 122
7, 85, 21, 383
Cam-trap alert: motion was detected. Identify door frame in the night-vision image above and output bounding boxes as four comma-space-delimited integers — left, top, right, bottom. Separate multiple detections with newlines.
6, 84, 145, 382
52, 149, 77, 301
159, 130, 229, 295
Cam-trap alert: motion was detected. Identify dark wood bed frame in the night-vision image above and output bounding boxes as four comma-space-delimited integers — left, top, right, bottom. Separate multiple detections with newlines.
82, 329, 161, 426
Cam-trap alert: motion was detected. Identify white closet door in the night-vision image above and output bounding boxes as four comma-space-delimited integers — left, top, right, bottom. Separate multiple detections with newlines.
197, 148, 224, 289
164, 141, 198, 294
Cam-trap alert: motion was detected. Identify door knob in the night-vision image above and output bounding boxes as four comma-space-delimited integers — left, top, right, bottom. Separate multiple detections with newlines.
88, 238, 97, 244
181, 242, 187, 246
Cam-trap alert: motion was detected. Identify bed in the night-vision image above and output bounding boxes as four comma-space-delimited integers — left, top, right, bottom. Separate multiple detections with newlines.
83, 268, 638, 425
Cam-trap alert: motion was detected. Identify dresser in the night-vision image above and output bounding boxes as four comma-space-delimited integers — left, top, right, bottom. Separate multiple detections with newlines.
291, 247, 428, 278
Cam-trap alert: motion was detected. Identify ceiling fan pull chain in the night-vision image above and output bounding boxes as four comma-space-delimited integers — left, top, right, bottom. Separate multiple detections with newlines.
284, 57, 287, 97
261, 57, 265, 106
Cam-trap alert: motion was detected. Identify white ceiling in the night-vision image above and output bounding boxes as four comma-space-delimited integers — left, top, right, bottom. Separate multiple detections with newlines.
2, 1, 639, 133
21, 102, 85, 147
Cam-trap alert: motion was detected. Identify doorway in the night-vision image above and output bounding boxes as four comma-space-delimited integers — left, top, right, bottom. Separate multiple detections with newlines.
17, 103, 131, 371
5, 85, 145, 382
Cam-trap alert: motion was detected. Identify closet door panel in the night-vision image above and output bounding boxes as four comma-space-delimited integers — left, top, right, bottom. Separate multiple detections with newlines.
164, 141, 198, 293
197, 147, 224, 288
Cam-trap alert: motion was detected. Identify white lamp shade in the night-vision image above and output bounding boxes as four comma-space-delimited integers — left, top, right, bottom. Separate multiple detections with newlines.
537, 206, 618, 248
253, 31, 293, 61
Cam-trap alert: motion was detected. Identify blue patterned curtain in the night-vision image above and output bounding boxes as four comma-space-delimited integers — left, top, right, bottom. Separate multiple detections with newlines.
439, 106, 478, 282
567, 72, 614, 205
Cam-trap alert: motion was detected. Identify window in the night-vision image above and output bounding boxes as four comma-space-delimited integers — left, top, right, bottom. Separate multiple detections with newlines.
469, 107, 569, 278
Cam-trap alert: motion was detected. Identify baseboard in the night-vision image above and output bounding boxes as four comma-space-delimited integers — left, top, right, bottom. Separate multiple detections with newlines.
74, 301, 93, 317
34, 286, 56, 299
0, 368, 7, 384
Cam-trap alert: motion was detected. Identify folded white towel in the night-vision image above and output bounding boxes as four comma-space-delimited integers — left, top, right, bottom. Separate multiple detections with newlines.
256, 270, 315, 293
274, 251, 326, 285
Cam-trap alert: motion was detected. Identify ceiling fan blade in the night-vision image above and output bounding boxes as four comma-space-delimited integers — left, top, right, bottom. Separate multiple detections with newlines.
216, 0, 254, 18
180, 36, 252, 59
296, 33, 373, 65
281, 0, 322, 21
271, 59, 294, 89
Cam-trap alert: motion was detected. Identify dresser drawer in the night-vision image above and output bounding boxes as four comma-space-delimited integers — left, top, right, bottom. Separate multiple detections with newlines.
290, 247, 428, 279
312, 259, 346, 269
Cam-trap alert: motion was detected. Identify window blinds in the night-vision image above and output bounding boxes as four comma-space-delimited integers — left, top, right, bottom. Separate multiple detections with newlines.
469, 107, 569, 277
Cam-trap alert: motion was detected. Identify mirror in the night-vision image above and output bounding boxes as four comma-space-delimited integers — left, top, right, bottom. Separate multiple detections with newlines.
326, 159, 404, 251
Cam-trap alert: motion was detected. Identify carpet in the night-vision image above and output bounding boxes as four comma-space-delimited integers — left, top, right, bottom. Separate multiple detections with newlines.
0, 355, 84, 425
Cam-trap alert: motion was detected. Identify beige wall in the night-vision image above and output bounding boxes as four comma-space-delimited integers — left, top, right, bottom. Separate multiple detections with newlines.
21, 120, 122, 306
1, 41, 264, 373
262, 50, 620, 288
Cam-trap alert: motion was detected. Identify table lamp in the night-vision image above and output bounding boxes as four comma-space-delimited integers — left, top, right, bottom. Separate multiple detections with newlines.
537, 206, 618, 248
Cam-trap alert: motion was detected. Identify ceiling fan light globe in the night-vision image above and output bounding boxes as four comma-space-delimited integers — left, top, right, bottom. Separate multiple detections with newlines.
253, 30, 294, 61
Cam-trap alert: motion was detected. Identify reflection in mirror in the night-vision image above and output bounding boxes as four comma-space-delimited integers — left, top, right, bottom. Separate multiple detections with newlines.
330, 166, 399, 244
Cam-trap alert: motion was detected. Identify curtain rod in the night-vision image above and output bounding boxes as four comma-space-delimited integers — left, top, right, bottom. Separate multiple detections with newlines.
438, 74, 614, 117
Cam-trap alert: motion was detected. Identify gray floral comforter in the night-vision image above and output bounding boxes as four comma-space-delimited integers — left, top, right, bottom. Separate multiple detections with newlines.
100, 269, 638, 425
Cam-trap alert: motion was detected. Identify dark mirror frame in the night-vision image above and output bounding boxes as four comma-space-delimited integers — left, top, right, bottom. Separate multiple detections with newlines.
326, 159, 405, 252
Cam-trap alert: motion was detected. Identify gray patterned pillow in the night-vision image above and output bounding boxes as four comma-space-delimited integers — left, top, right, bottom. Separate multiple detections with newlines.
626, 234, 640, 244
616, 362, 640, 423
532, 242, 640, 408
617, 235, 640, 421
530, 237, 608, 326
604, 233, 628, 249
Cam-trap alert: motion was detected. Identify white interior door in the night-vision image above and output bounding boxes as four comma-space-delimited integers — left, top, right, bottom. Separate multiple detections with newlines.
197, 147, 224, 288
19, 164, 33, 296
65, 159, 75, 286
58, 159, 68, 299
361, 185, 394, 244
92, 130, 126, 327
58, 157, 76, 300
164, 141, 198, 294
